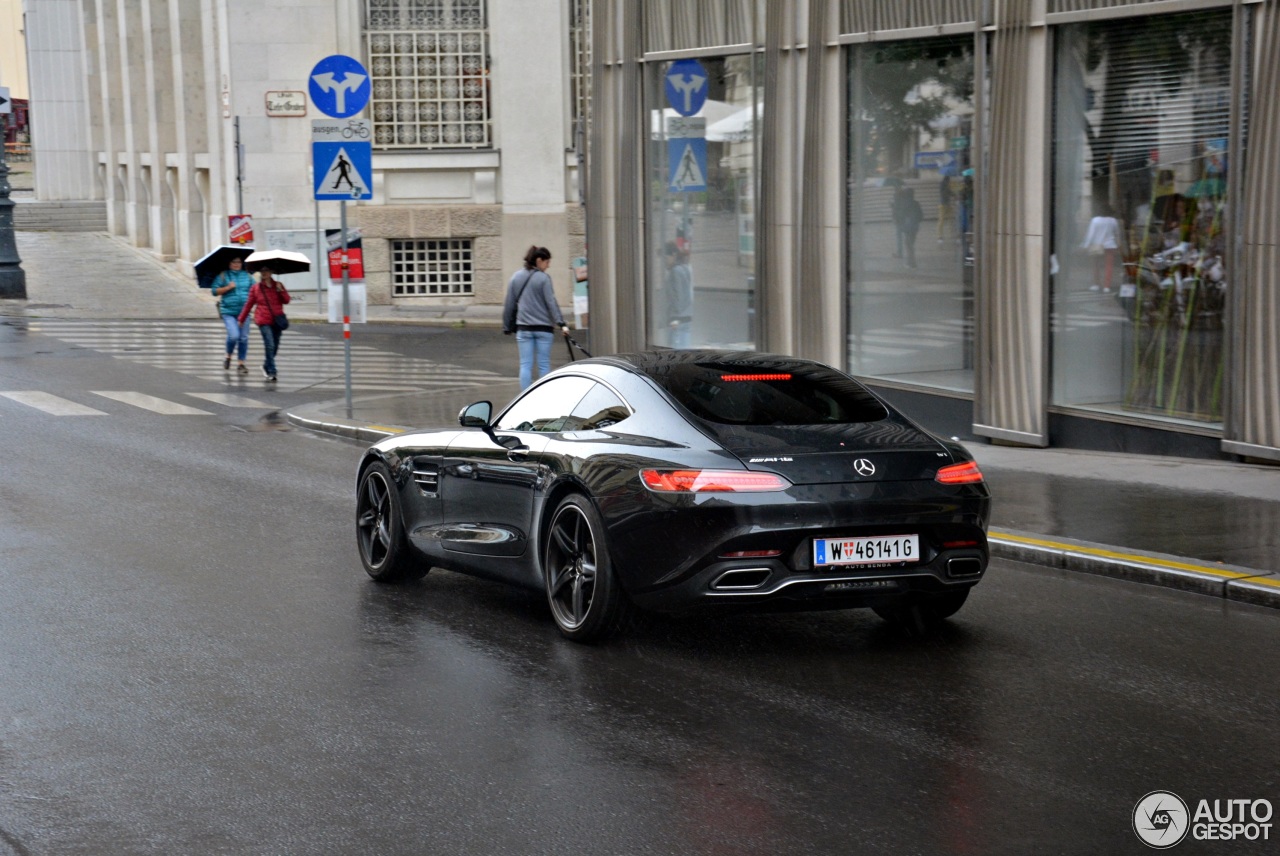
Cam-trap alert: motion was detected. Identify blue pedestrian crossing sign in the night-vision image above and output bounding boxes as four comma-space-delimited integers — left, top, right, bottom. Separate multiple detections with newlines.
314, 141, 373, 200
664, 59, 709, 117
309, 55, 371, 118
668, 138, 707, 192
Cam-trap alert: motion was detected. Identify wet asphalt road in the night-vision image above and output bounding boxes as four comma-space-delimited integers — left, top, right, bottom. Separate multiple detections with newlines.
1, 325, 1278, 855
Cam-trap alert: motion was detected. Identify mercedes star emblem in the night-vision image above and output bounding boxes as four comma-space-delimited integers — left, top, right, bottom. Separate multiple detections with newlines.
853, 458, 876, 477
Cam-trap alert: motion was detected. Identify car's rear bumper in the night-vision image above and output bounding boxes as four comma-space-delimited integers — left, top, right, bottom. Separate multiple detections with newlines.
602, 481, 990, 614
627, 546, 986, 613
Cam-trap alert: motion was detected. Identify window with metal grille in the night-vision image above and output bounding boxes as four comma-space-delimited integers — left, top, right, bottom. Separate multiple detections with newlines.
391, 239, 474, 296
570, 0, 592, 148
364, 0, 491, 149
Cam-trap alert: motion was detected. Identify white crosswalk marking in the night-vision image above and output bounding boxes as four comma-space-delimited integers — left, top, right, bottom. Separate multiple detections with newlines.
90, 391, 212, 415
0, 391, 108, 416
185, 392, 271, 408
27, 320, 506, 393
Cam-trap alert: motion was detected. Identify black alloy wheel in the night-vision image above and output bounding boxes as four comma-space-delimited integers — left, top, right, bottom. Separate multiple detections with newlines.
356, 461, 426, 583
544, 494, 634, 643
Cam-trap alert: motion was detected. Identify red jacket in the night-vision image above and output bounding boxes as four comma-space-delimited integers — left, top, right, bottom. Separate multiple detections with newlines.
238, 280, 291, 326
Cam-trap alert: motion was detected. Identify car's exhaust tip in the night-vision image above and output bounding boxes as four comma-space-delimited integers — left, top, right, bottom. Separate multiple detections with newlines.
710, 568, 772, 590
946, 557, 984, 578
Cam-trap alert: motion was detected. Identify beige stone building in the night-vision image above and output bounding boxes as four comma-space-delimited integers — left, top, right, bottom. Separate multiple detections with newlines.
22, 0, 591, 317
0, 0, 28, 99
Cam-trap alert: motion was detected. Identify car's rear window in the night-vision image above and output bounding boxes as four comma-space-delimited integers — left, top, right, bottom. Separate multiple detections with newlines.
647, 361, 889, 426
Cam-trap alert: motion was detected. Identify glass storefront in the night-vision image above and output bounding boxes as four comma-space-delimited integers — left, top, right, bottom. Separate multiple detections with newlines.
1051, 10, 1233, 425
647, 55, 759, 349
846, 36, 976, 392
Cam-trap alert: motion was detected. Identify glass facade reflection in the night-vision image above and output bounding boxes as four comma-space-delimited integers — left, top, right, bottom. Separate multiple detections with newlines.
1051, 10, 1233, 425
846, 36, 976, 392
647, 55, 759, 350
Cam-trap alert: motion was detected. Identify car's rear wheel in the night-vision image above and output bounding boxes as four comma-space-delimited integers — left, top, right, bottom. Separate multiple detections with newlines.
544, 494, 634, 643
356, 461, 427, 583
873, 589, 969, 629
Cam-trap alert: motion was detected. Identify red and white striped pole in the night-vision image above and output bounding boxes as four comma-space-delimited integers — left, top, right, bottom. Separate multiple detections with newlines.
340, 200, 353, 417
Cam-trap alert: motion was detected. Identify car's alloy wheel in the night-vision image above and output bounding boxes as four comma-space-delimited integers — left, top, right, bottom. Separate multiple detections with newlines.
544, 495, 634, 642
356, 461, 426, 583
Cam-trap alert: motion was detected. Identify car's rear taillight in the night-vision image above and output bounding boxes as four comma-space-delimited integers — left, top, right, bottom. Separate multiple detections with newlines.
935, 460, 984, 484
720, 549, 783, 558
640, 469, 791, 493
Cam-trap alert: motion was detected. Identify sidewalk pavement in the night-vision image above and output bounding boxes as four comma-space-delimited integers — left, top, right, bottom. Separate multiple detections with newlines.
6, 231, 1279, 610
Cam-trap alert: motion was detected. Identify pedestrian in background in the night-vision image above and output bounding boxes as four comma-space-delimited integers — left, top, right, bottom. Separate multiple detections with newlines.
503, 245, 569, 391
937, 173, 954, 243
664, 241, 693, 348
891, 185, 908, 259
212, 256, 252, 373
238, 266, 291, 382
896, 188, 924, 269
1080, 204, 1122, 293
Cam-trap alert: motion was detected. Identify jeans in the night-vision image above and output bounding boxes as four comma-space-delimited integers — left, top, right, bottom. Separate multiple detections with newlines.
669, 320, 691, 349
258, 323, 281, 376
221, 314, 248, 360
516, 329, 554, 390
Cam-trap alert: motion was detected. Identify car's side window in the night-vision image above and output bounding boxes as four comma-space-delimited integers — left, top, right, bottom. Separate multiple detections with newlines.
494, 376, 595, 432
567, 383, 631, 431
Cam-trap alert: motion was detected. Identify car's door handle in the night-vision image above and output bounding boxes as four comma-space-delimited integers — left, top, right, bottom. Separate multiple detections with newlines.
507, 450, 528, 462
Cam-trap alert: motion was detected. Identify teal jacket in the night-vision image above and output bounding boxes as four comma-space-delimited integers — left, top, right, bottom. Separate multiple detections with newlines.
214, 269, 254, 317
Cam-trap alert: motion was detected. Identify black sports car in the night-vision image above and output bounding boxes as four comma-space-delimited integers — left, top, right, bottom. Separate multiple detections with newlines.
356, 351, 990, 642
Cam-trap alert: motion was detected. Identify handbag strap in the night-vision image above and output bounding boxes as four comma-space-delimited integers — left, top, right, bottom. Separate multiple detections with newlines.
513, 269, 536, 308
259, 282, 282, 315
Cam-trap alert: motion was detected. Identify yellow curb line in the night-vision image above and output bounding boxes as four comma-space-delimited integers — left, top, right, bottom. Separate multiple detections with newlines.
366, 425, 406, 434
989, 530, 1260, 582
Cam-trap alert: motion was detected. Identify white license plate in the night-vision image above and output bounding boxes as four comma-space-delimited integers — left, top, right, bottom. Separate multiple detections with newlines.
814, 534, 919, 567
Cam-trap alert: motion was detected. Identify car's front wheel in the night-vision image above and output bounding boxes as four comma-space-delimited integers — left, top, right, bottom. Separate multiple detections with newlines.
543, 494, 635, 643
356, 461, 427, 583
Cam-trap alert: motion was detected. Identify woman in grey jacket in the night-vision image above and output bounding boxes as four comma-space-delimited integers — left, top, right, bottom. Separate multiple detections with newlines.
503, 245, 570, 390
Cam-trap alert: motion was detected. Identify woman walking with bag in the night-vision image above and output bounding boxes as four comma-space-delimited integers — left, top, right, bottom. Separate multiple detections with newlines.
237, 266, 291, 382
211, 256, 253, 373
502, 245, 569, 390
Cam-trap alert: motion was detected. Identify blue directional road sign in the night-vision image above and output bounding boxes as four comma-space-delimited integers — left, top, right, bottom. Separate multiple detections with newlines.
664, 58, 709, 117
668, 138, 707, 192
313, 141, 373, 200
309, 55, 371, 119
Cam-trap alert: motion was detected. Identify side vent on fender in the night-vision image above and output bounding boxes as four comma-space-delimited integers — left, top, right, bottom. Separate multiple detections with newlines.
413, 460, 440, 496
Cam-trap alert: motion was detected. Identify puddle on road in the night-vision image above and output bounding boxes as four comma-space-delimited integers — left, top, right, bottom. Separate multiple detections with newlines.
241, 411, 294, 432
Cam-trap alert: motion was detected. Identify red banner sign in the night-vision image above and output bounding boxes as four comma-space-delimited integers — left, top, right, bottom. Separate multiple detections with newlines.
328, 247, 364, 280
228, 214, 254, 245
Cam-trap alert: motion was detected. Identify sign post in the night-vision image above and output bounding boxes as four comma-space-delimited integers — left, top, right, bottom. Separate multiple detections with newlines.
0, 85, 27, 299
309, 55, 372, 417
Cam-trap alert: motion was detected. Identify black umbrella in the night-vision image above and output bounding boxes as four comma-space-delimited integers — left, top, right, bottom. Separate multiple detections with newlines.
193, 245, 255, 287
244, 249, 311, 275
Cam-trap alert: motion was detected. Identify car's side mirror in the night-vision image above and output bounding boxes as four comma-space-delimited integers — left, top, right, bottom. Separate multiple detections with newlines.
459, 401, 492, 428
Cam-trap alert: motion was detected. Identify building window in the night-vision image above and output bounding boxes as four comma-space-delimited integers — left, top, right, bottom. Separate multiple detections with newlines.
364, 0, 491, 149
845, 36, 976, 392
391, 239, 474, 296
570, 0, 591, 139
647, 54, 760, 350
1051, 9, 1233, 425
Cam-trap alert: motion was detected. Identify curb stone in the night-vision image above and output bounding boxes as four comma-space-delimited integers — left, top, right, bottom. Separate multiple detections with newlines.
989, 529, 1280, 610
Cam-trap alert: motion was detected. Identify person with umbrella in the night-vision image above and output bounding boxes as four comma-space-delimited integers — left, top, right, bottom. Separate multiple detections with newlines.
237, 263, 292, 383
194, 244, 255, 373
211, 255, 254, 373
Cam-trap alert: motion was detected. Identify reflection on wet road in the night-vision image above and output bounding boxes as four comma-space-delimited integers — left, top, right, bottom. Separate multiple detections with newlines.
0, 339, 1276, 854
